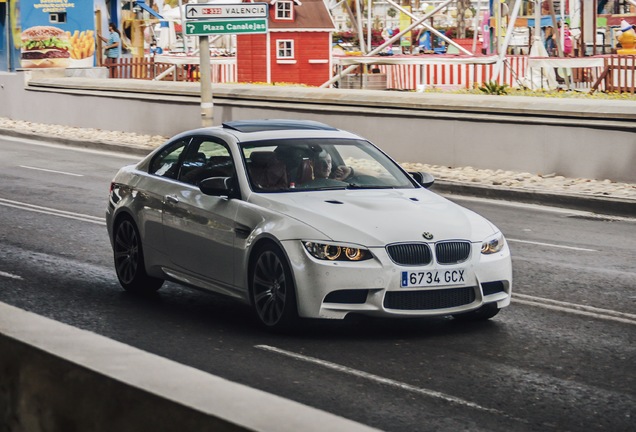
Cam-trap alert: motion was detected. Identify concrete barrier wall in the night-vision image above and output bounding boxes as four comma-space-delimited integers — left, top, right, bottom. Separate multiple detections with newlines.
0, 302, 377, 432
1, 69, 635, 182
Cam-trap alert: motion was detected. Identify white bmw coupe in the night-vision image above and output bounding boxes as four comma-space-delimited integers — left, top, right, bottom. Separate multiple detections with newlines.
106, 119, 512, 330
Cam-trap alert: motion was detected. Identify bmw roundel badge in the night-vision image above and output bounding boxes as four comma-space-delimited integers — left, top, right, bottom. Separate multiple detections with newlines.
422, 232, 434, 240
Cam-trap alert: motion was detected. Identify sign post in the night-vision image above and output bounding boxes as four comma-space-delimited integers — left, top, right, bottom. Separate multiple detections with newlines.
190, 2, 269, 127
198, 0, 213, 128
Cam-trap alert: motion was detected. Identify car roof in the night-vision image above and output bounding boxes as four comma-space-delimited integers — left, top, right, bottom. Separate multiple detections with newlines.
163, 119, 362, 146
222, 119, 338, 133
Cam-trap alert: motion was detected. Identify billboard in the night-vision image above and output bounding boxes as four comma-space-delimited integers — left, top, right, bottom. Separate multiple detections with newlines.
16, 0, 98, 68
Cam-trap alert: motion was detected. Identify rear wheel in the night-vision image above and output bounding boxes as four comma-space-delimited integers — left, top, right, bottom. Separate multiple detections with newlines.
249, 243, 298, 331
113, 217, 163, 294
453, 303, 500, 321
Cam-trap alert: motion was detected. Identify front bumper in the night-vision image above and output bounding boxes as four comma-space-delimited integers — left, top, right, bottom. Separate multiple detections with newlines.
281, 240, 512, 320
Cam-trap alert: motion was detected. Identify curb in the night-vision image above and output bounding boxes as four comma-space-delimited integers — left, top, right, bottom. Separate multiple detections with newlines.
2, 128, 634, 218
0, 128, 155, 157
0, 302, 378, 432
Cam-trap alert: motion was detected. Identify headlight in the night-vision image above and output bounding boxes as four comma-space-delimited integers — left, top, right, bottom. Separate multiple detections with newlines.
303, 242, 372, 262
481, 232, 505, 254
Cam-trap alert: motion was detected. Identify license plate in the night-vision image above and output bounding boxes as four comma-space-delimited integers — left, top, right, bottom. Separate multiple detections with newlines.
401, 269, 467, 288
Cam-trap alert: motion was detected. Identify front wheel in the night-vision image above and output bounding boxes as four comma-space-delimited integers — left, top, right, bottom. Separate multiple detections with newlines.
452, 303, 500, 321
113, 217, 163, 295
249, 243, 298, 331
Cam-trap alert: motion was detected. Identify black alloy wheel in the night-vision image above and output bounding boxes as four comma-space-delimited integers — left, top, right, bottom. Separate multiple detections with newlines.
250, 244, 298, 331
113, 217, 163, 294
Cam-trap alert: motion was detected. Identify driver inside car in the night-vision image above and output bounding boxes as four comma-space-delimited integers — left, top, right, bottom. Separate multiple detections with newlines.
313, 151, 353, 181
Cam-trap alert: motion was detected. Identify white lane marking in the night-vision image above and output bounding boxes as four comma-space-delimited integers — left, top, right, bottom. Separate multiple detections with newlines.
0, 134, 145, 160
448, 194, 636, 222
20, 165, 84, 177
255, 345, 511, 418
0, 198, 105, 225
507, 238, 598, 252
513, 293, 636, 326
0, 271, 23, 280
448, 194, 591, 214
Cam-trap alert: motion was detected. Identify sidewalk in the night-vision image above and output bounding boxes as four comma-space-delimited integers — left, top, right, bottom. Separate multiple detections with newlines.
1, 117, 634, 218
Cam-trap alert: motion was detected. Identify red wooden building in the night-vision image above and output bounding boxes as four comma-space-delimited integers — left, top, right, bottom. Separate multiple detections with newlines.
237, 0, 336, 86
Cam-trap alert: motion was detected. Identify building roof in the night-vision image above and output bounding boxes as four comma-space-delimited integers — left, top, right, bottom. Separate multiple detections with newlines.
267, 0, 336, 31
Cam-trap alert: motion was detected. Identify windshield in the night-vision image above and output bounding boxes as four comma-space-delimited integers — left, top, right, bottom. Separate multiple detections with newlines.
240, 138, 416, 192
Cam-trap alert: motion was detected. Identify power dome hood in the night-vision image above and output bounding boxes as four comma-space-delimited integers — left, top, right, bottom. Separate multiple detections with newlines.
251, 188, 498, 246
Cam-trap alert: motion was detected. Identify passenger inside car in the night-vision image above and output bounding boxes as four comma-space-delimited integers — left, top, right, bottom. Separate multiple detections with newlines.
248, 151, 288, 190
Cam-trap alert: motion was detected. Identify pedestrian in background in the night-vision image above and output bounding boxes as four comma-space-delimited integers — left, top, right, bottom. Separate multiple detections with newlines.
559, 22, 573, 57
98, 23, 121, 75
544, 26, 557, 56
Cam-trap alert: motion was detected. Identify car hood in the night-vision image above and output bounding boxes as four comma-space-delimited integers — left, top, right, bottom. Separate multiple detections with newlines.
249, 189, 497, 246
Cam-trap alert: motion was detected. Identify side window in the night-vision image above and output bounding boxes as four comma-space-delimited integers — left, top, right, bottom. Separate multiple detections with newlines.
179, 138, 235, 186
276, 1, 292, 20
149, 139, 188, 179
276, 40, 294, 59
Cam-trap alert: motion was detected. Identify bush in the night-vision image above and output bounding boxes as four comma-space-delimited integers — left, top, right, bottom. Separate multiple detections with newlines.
479, 81, 509, 95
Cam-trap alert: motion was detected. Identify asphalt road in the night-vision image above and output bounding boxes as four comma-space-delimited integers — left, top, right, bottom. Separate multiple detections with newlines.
1, 136, 635, 432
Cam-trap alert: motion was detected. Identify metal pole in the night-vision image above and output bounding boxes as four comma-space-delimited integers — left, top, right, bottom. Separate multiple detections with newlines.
592, 0, 597, 56
178, 0, 189, 52
494, 0, 501, 54
472, 0, 483, 54
385, 0, 472, 55
547, 0, 571, 88
367, 0, 372, 55
198, 0, 213, 127
580, 0, 584, 56
343, 1, 359, 48
320, 0, 453, 87
492, 0, 522, 81
355, 0, 367, 53
535, 0, 541, 54
548, 0, 563, 56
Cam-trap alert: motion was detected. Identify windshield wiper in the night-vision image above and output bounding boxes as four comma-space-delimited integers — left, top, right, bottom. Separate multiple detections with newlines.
315, 186, 348, 190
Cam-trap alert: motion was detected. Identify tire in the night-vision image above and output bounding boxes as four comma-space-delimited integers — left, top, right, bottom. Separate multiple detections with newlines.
249, 243, 298, 331
453, 302, 500, 321
113, 217, 163, 294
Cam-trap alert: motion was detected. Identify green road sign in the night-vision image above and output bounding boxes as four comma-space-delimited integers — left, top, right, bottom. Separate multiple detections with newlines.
185, 19, 268, 35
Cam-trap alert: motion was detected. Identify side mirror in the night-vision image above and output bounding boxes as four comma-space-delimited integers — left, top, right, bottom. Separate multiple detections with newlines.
199, 177, 234, 197
409, 172, 435, 189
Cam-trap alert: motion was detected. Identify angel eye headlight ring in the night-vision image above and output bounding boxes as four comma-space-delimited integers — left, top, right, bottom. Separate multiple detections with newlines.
345, 247, 364, 261
324, 245, 342, 260
481, 233, 505, 255
303, 242, 371, 262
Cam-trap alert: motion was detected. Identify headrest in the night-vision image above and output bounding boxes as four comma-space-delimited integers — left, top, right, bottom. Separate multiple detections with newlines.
250, 151, 279, 165
274, 146, 311, 162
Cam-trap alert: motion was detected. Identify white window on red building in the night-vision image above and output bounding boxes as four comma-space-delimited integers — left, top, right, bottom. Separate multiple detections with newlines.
276, 1, 293, 20
276, 40, 294, 58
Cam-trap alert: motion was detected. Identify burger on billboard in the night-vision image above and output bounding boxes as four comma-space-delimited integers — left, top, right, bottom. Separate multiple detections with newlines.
20, 25, 71, 68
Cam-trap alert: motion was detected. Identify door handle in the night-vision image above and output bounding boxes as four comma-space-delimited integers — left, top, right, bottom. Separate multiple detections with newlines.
165, 195, 179, 204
